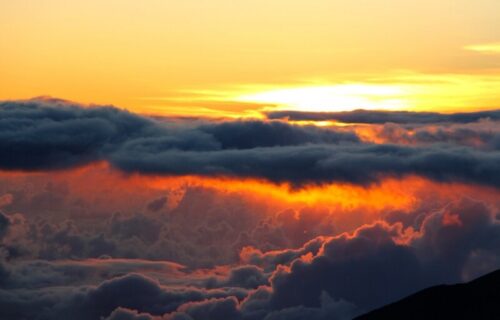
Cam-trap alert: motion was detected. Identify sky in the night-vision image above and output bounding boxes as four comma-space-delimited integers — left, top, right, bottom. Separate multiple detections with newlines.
1, 1, 500, 320
1, 0, 500, 116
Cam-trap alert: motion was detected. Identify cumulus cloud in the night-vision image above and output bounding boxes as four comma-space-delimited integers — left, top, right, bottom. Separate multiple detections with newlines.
241, 198, 500, 316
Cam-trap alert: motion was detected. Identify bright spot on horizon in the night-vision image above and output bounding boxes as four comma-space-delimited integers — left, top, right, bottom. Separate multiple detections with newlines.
464, 42, 500, 54
233, 84, 409, 112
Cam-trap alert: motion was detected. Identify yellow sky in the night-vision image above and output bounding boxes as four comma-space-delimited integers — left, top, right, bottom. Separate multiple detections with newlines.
1, 0, 500, 117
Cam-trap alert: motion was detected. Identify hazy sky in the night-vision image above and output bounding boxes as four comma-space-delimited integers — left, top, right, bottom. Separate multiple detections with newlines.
1, 0, 500, 115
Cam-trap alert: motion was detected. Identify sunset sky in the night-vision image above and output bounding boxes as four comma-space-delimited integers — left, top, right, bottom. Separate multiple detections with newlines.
1, 0, 500, 116
1, 1, 500, 320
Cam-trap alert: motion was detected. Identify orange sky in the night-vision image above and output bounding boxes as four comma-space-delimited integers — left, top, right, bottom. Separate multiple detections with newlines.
1, 0, 500, 116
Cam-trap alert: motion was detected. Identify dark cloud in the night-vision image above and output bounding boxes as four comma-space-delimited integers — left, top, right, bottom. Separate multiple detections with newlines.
205, 265, 269, 289
0, 99, 159, 170
266, 223, 422, 312
266, 109, 500, 124
112, 143, 500, 188
0, 271, 248, 320
0, 99, 358, 171
198, 121, 359, 149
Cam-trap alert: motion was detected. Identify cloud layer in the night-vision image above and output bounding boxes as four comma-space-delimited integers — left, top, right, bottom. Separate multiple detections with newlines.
2, 99, 500, 188
1, 197, 500, 319
2, 98, 500, 319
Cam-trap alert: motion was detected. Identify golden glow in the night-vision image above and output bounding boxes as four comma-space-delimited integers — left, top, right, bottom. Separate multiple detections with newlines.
465, 42, 500, 54
173, 71, 500, 116
1, 1, 500, 116
234, 84, 408, 112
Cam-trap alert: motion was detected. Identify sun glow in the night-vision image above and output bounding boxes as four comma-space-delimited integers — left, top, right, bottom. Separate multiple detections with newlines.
169, 72, 500, 118
465, 42, 500, 54
233, 84, 409, 112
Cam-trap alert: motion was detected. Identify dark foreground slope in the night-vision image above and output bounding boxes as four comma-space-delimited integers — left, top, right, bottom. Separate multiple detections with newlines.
356, 269, 500, 320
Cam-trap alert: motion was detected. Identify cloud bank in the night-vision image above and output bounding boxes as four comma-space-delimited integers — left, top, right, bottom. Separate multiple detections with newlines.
2, 99, 500, 188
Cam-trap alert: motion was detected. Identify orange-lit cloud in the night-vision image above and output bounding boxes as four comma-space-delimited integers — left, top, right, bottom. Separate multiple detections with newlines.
2, 162, 499, 221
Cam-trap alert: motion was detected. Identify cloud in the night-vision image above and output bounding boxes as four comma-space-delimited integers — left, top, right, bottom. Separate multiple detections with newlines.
0, 99, 160, 170
266, 109, 500, 124
0, 194, 13, 209
0, 271, 249, 320
106, 307, 157, 320
0, 184, 314, 268
0, 258, 185, 289
370, 121, 500, 150
239, 236, 326, 272
198, 121, 359, 149
265, 222, 422, 312
0, 98, 357, 168
204, 265, 269, 289
0, 211, 11, 240
166, 297, 242, 320
111, 143, 500, 188
252, 198, 500, 315
147, 196, 168, 212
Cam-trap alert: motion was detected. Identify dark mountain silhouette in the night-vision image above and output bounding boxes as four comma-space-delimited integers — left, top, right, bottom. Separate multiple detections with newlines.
355, 269, 500, 320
